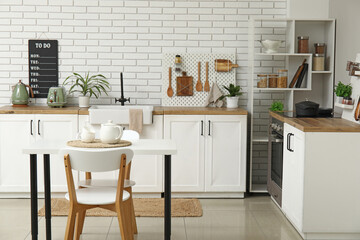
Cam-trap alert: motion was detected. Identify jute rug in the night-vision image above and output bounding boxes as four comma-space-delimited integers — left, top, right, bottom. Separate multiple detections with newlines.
38, 198, 202, 217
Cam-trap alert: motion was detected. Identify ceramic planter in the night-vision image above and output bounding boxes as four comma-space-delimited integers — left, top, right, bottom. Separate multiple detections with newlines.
78, 96, 90, 108
226, 96, 239, 108
335, 96, 343, 104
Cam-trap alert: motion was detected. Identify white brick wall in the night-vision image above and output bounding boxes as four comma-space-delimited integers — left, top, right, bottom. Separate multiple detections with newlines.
1, 0, 287, 184
0, 0, 286, 106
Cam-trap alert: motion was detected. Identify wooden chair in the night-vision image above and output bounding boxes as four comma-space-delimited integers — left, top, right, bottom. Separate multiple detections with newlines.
61, 147, 135, 240
77, 130, 140, 234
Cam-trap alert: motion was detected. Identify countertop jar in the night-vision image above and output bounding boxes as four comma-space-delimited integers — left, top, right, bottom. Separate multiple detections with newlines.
257, 74, 267, 88
298, 36, 309, 53
314, 43, 326, 54
268, 74, 278, 88
277, 69, 288, 88
313, 54, 325, 71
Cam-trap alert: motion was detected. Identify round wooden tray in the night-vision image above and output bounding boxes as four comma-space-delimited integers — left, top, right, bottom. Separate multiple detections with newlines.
67, 139, 132, 148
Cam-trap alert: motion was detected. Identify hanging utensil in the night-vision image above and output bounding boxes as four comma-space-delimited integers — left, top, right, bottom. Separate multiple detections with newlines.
204, 62, 210, 92
196, 62, 202, 92
176, 71, 193, 96
167, 67, 174, 97
214, 59, 239, 72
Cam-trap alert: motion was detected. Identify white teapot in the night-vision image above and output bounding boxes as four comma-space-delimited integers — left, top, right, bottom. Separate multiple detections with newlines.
100, 120, 123, 144
78, 121, 95, 143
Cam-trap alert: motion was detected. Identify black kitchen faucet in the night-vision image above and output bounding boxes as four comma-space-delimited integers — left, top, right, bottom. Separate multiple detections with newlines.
115, 72, 130, 106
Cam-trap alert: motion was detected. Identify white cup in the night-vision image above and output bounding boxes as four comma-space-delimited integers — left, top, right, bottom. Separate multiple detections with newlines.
77, 131, 95, 143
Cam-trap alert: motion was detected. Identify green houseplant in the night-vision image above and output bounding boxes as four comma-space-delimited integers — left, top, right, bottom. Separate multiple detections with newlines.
270, 101, 284, 112
220, 83, 242, 108
63, 72, 110, 107
334, 81, 352, 104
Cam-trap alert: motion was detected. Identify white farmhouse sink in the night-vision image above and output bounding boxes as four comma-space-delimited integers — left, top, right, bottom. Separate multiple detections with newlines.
88, 105, 154, 125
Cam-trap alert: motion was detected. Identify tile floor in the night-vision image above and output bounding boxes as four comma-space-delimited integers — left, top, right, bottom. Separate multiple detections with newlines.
0, 196, 303, 240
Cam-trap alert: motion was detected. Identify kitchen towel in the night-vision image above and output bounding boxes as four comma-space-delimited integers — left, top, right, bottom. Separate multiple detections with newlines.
204, 81, 224, 107
129, 108, 143, 134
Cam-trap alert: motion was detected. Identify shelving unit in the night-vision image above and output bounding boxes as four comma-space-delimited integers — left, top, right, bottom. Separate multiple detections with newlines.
248, 18, 336, 193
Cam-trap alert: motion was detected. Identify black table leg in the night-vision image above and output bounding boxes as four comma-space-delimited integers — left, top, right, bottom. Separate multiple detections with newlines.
43, 154, 52, 240
164, 155, 171, 240
30, 154, 38, 240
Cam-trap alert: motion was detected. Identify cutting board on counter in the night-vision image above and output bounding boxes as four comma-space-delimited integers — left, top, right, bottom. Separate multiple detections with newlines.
176, 72, 193, 96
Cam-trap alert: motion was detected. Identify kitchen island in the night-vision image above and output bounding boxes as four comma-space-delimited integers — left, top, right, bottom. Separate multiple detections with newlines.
270, 111, 360, 240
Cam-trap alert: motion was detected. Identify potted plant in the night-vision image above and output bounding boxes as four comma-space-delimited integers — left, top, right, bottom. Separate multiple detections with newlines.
270, 101, 284, 112
220, 83, 242, 108
63, 72, 110, 107
334, 81, 352, 104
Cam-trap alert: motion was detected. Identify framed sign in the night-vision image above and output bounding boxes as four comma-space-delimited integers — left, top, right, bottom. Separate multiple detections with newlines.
28, 40, 58, 98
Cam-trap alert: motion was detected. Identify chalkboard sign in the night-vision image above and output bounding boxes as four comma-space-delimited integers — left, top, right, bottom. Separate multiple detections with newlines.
28, 40, 58, 98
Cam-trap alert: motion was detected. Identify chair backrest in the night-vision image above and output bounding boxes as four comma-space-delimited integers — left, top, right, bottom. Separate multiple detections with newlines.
60, 147, 134, 172
122, 130, 140, 141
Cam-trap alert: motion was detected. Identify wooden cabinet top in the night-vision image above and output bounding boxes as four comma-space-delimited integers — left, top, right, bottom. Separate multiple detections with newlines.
270, 111, 360, 132
0, 105, 248, 116
0, 105, 80, 114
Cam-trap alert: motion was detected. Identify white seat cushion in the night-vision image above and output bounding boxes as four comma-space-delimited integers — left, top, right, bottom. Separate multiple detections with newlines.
65, 187, 130, 205
78, 179, 136, 188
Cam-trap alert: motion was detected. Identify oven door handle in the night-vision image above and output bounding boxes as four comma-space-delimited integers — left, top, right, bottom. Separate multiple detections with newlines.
271, 137, 283, 143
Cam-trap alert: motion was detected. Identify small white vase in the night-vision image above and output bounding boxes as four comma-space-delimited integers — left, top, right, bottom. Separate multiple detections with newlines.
78, 96, 90, 108
335, 96, 343, 104
226, 96, 239, 108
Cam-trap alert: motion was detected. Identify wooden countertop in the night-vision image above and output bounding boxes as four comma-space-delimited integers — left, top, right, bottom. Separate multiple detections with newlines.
153, 106, 248, 115
270, 111, 360, 132
76, 106, 248, 115
0, 105, 248, 116
0, 105, 80, 114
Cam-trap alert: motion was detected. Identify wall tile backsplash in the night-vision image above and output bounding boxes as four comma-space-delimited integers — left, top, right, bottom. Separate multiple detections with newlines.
1, 0, 286, 184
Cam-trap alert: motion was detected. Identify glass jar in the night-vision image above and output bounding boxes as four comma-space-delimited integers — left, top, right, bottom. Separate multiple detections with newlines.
277, 69, 288, 88
314, 43, 326, 54
297, 36, 309, 53
313, 54, 325, 71
257, 74, 267, 88
268, 74, 278, 88
174, 55, 182, 72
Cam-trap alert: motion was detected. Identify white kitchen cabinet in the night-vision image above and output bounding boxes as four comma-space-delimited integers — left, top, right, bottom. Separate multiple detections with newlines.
164, 114, 247, 194
164, 115, 205, 192
282, 123, 305, 232
0, 114, 78, 195
282, 123, 360, 240
79, 115, 164, 193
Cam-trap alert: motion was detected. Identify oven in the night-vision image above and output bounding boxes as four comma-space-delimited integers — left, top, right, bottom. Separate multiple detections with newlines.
267, 117, 284, 206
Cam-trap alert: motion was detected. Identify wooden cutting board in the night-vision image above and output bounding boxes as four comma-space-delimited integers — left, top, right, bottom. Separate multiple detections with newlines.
176, 72, 193, 96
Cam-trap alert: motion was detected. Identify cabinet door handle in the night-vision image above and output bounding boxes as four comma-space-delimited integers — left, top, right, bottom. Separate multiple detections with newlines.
38, 120, 40, 135
30, 120, 33, 135
200, 120, 204, 136
288, 133, 294, 152
208, 120, 211, 136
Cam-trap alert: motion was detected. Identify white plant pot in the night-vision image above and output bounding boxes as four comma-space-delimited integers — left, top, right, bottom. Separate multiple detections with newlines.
335, 96, 343, 104
78, 96, 90, 108
226, 96, 239, 108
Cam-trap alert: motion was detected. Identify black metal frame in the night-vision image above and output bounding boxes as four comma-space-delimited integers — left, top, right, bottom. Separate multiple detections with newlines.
29, 153, 172, 240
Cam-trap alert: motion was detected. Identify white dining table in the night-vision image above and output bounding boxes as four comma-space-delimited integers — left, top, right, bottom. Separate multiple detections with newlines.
23, 139, 177, 240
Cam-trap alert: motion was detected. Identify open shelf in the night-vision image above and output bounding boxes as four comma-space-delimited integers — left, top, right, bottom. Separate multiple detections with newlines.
251, 184, 268, 193
252, 135, 269, 142
254, 87, 311, 91
335, 102, 354, 109
312, 71, 332, 74
256, 53, 312, 57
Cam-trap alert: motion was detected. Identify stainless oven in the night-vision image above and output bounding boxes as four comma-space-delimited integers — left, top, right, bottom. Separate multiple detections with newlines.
267, 117, 283, 206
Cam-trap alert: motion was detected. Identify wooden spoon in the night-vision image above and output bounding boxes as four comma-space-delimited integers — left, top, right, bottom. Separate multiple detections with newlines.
196, 62, 202, 92
204, 62, 210, 92
167, 67, 173, 97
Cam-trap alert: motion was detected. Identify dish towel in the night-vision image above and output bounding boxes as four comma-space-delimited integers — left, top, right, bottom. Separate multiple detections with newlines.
129, 109, 143, 134
204, 82, 224, 107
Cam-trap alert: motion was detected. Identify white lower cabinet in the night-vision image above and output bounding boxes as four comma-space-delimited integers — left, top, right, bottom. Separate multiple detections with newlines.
164, 115, 247, 194
0, 114, 78, 194
282, 123, 360, 239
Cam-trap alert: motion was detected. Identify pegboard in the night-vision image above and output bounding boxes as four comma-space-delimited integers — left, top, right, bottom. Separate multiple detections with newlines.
162, 53, 236, 106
